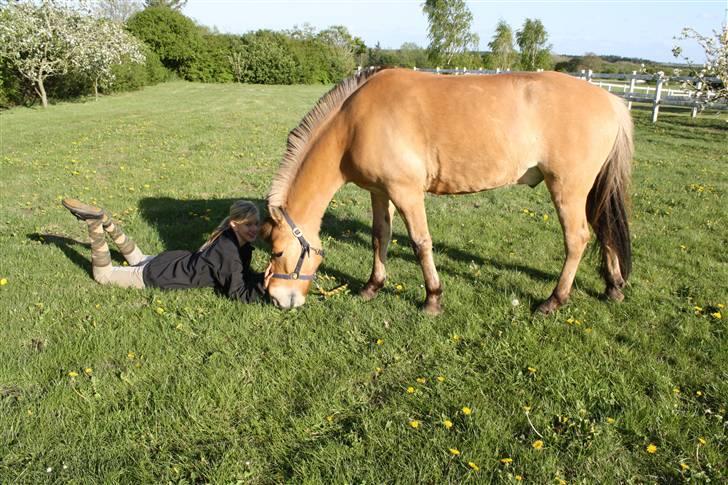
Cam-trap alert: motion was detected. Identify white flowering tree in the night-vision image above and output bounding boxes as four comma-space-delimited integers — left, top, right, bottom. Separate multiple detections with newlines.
0, 0, 145, 107
673, 26, 728, 104
73, 17, 145, 100
0, 0, 84, 107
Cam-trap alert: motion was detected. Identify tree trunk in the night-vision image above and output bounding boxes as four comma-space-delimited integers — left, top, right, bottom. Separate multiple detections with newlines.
94, 78, 99, 101
36, 77, 48, 108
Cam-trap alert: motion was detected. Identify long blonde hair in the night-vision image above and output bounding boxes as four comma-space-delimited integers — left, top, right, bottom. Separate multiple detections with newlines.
200, 200, 260, 250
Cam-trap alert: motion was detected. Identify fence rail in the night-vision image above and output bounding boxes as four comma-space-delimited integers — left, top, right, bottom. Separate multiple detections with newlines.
406, 67, 727, 122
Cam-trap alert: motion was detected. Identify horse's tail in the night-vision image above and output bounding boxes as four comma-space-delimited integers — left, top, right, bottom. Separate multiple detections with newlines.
586, 95, 633, 283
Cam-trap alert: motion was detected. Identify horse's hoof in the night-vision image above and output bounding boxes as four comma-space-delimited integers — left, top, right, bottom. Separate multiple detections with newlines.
423, 301, 443, 316
360, 284, 382, 301
605, 286, 625, 302
536, 295, 564, 315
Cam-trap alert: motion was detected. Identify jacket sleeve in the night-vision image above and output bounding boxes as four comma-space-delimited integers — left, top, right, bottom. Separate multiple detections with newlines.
210, 240, 262, 303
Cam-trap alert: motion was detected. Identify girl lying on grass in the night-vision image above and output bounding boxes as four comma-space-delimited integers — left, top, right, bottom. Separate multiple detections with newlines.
62, 198, 271, 303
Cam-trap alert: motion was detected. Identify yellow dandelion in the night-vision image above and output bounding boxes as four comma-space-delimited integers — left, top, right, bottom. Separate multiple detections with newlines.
523, 405, 531, 413
451, 334, 461, 342
543, 214, 549, 222
515, 475, 523, 481
449, 448, 460, 456
698, 437, 706, 445
673, 387, 681, 394
408, 420, 421, 429
326, 415, 333, 423
500, 457, 513, 464
468, 462, 480, 471
0, 278, 7, 286
84, 368, 93, 376
718, 303, 725, 308
437, 375, 446, 382
606, 417, 615, 424
462, 406, 472, 415
68, 371, 79, 378
532, 440, 544, 450
127, 351, 136, 360
155, 307, 165, 315
406, 386, 415, 394
710, 311, 722, 319
646, 443, 657, 454
416, 377, 427, 384
443, 419, 453, 429
527, 366, 537, 374
395, 284, 404, 292
376, 338, 384, 345
696, 390, 703, 397
557, 479, 567, 485
680, 463, 689, 471
375, 367, 382, 373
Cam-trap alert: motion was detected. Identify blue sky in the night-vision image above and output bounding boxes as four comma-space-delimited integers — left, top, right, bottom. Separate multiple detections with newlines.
183, 0, 727, 63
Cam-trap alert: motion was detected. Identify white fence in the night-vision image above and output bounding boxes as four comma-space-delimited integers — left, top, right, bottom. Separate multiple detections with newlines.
408, 67, 727, 122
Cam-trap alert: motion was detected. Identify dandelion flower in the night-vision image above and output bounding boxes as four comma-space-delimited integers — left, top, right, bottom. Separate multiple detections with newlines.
449, 448, 460, 456
515, 475, 523, 481
527, 366, 537, 374
698, 437, 706, 445
443, 419, 453, 429
408, 420, 421, 429
68, 371, 78, 378
416, 377, 427, 384
500, 457, 513, 464
646, 443, 657, 454
606, 417, 615, 424
451, 334, 461, 342
0, 278, 7, 286
680, 463, 689, 471
511, 298, 520, 306
462, 406, 472, 415
155, 307, 165, 315
407, 386, 415, 394
375, 367, 382, 373
437, 375, 446, 382
710, 311, 722, 319
127, 352, 136, 360
468, 461, 480, 471
696, 390, 703, 397
326, 415, 333, 423
532, 440, 544, 450
376, 338, 384, 345
84, 368, 93, 376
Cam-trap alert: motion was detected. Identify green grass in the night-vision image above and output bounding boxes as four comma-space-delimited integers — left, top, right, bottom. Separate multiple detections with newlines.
1, 81, 726, 483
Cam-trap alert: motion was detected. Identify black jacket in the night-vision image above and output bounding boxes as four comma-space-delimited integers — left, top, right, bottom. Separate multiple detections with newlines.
142, 228, 264, 302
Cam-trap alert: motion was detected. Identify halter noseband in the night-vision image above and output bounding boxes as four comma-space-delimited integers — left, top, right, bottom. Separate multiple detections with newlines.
270, 208, 324, 281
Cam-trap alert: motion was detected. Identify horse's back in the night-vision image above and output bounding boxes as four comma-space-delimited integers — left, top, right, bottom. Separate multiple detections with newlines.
343, 69, 625, 194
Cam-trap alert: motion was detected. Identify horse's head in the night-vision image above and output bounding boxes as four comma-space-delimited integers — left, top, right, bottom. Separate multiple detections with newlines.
260, 206, 324, 309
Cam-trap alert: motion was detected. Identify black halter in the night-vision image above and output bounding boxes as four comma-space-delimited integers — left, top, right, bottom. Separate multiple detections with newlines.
271, 208, 324, 281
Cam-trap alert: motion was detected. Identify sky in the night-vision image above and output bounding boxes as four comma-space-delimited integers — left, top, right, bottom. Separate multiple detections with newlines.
182, 0, 728, 64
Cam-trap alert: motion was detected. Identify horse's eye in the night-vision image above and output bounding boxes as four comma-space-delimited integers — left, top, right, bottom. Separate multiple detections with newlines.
271, 251, 284, 258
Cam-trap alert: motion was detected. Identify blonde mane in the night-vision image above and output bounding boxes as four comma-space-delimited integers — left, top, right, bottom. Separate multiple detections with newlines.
267, 67, 386, 208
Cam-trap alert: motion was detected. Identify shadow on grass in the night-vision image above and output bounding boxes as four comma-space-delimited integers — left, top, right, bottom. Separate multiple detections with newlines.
27, 233, 127, 276
135, 197, 595, 306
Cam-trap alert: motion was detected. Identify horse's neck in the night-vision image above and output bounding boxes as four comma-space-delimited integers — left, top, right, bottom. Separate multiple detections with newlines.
285, 138, 345, 239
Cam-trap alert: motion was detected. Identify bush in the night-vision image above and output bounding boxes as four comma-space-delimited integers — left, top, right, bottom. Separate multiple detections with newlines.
109, 46, 170, 92
236, 30, 298, 85
126, 7, 202, 76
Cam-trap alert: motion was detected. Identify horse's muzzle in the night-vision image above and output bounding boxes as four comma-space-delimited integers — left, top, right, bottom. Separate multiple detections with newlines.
268, 287, 306, 309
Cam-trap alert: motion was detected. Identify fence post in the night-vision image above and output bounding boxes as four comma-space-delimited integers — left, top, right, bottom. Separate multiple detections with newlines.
587, 69, 593, 83
627, 71, 637, 110
436, 67, 440, 75
496, 68, 501, 74
691, 80, 703, 118
580, 69, 586, 80
651, 72, 664, 123
413, 66, 417, 72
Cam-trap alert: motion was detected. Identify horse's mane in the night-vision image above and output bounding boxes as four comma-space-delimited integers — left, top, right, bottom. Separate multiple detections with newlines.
267, 66, 387, 208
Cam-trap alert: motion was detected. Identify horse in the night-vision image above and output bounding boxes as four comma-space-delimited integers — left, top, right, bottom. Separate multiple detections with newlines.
260, 67, 633, 315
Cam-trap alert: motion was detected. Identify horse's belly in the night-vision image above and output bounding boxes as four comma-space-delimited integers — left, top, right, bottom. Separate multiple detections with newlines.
427, 158, 543, 194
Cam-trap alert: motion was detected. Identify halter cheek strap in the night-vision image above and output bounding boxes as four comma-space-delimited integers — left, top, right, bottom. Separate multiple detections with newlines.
271, 208, 324, 281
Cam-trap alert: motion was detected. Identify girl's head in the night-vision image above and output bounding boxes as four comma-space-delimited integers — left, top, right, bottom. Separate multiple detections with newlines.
202, 200, 260, 249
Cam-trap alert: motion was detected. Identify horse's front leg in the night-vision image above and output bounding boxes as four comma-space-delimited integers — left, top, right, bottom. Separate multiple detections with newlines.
361, 192, 395, 300
389, 189, 442, 315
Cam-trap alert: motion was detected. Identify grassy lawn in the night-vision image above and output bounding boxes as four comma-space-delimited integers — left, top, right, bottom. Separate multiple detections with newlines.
0, 80, 726, 483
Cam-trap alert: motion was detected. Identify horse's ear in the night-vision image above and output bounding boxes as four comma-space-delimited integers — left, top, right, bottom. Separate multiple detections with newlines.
268, 205, 284, 224
259, 218, 274, 243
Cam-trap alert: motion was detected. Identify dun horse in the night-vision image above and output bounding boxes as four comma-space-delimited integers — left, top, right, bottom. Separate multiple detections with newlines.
261, 67, 632, 314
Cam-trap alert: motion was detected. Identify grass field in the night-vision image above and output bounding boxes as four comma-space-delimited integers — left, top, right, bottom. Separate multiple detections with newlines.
1, 81, 726, 483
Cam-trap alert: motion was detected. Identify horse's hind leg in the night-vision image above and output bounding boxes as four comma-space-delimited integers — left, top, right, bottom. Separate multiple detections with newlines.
388, 189, 442, 315
538, 183, 591, 314
361, 192, 395, 300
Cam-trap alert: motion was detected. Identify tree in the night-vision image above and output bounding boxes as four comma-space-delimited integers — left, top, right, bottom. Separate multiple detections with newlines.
422, 0, 479, 67
73, 17, 145, 99
673, 26, 728, 104
93, 0, 142, 23
516, 18, 552, 71
126, 7, 201, 75
144, 0, 187, 9
487, 20, 517, 70
0, 0, 86, 107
